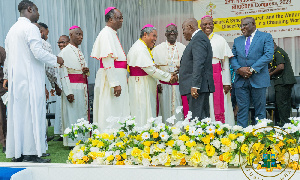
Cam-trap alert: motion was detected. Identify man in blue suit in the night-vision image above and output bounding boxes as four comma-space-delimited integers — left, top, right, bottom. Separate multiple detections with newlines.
230, 17, 274, 127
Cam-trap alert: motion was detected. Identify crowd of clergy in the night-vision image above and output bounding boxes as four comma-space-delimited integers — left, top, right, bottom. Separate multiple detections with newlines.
0, 0, 295, 163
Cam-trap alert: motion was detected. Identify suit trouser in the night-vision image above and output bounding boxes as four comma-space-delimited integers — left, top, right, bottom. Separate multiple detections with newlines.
0, 99, 6, 147
186, 92, 210, 120
274, 84, 293, 125
235, 80, 266, 128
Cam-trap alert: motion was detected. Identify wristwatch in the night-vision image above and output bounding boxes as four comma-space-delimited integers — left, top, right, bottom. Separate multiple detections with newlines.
249, 67, 256, 73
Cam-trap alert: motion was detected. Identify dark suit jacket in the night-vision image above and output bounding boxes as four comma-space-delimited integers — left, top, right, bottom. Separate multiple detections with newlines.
230, 30, 274, 88
179, 30, 215, 95
0, 46, 6, 96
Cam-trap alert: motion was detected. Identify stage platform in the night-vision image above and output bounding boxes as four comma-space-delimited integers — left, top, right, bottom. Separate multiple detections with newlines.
1, 162, 300, 180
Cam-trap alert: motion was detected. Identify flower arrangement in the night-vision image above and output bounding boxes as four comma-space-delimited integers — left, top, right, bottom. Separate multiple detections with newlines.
64, 114, 300, 170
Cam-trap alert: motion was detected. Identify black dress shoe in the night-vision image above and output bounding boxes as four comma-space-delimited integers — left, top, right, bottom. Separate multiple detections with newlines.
23, 155, 51, 163
47, 136, 54, 142
42, 153, 50, 157
54, 137, 63, 141
11, 155, 24, 162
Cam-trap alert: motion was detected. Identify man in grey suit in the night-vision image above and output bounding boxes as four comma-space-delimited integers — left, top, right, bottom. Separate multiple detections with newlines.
230, 17, 274, 127
179, 18, 215, 120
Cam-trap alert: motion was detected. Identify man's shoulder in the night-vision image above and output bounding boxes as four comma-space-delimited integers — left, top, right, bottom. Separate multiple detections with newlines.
153, 42, 166, 50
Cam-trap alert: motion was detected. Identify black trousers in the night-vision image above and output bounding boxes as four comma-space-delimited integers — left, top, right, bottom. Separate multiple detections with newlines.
186, 92, 210, 120
274, 84, 293, 126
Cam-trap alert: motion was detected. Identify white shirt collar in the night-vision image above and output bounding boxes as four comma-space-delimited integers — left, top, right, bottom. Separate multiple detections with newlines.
18, 17, 31, 23
191, 29, 200, 39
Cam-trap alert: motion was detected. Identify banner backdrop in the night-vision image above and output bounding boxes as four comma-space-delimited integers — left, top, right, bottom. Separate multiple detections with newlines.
193, 0, 300, 42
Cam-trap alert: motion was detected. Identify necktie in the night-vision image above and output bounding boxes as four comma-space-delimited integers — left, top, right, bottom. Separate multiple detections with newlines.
245, 35, 251, 56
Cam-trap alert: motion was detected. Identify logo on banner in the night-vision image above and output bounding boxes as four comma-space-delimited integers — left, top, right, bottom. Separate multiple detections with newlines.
206, 2, 216, 17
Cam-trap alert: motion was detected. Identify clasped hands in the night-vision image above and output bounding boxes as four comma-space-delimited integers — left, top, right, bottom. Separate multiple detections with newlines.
169, 73, 178, 84
238, 67, 252, 79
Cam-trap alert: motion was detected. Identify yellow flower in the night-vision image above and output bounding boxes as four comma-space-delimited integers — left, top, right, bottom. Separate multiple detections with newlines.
190, 152, 201, 164
237, 133, 243, 137
164, 155, 171, 166
288, 148, 298, 155
149, 129, 154, 134
76, 159, 85, 164
278, 141, 284, 147
228, 134, 237, 140
115, 155, 122, 161
185, 141, 196, 148
101, 133, 109, 139
97, 141, 104, 148
119, 131, 125, 138
116, 160, 125, 165
205, 144, 215, 157
144, 146, 150, 154
107, 155, 114, 161
215, 129, 224, 135
222, 152, 232, 163
241, 144, 249, 154
121, 153, 127, 159
201, 136, 211, 145
116, 142, 124, 148
92, 139, 99, 147
98, 152, 105, 157
179, 134, 190, 142
76, 140, 82, 146
136, 134, 143, 141
152, 132, 159, 138
184, 125, 190, 131
143, 141, 152, 147
209, 133, 215, 140
166, 140, 175, 147
108, 134, 114, 140
221, 138, 231, 147
88, 152, 97, 160
82, 156, 89, 162
80, 146, 86, 151
287, 139, 296, 144
180, 158, 186, 165
131, 147, 142, 157
142, 152, 151, 161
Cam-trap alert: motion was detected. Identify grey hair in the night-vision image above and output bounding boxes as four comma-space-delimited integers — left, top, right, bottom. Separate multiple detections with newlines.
140, 27, 157, 38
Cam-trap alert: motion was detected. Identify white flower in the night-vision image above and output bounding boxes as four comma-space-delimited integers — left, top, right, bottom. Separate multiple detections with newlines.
166, 146, 173, 154
188, 127, 196, 136
237, 136, 245, 143
291, 154, 299, 162
126, 148, 132, 155
175, 121, 184, 128
243, 125, 254, 133
206, 125, 215, 134
64, 127, 72, 134
166, 115, 176, 124
91, 157, 105, 165
126, 120, 135, 126
176, 106, 183, 114
230, 141, 237, 150
216, 161, 228, 169
231, 155, 240, 166
172, 127, 181, 135
124, 159, 132, 165
158, 153, 169, 164
212, 121, 222, 127
155, 116, 163, 124
221, 145, 231, 153
157, 143, 166, 149
220, 124, 231, 130
74, 150, 84, 160
185, 111, 192, 120
201, 117, 212, 124
147, 117, 156, 123
92, 129, 100, 136
233, 125, 243, 131
151, 156, 159, 166
142, 158, 151, 166
142, 132, 150, 140
182, 119, 190, 127
160, 131, 170, 141
171, 158, 181, 166
176, 140, 184, 146
90, 147, 99, 152
211, 139, 221, 149
180, 145, 187, 151
195, 128, 203, 136
157, 123, 165, 130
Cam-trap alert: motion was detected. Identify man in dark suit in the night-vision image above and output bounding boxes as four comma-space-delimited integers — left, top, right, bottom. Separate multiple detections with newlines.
0, 46, 7, 153
179, 18, 215, 120
230, 17, 274, 127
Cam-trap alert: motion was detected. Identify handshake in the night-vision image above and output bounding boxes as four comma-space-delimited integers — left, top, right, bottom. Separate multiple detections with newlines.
169, 73, 178, 84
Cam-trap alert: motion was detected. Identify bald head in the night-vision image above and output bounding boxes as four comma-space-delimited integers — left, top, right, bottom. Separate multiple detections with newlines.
182, 18, 199, 41
69, 28, 83, 47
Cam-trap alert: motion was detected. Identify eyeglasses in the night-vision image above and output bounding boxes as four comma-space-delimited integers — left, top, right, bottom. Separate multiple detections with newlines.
241, 22, 253, 28
166, 30, 178, 34
57, 41, 69, 44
